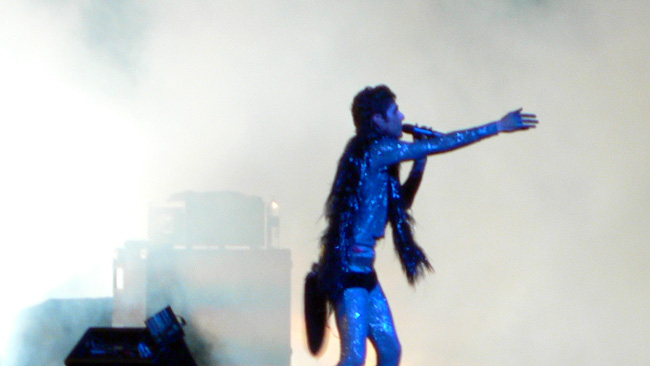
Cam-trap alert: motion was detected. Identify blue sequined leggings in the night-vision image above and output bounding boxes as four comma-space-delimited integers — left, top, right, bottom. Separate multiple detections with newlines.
334, 284, 401, 366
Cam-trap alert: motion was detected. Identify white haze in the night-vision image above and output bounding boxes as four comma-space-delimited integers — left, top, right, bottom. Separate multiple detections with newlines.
1, 0, 649, 365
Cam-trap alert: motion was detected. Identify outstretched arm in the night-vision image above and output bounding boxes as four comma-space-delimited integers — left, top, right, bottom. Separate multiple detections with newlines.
374, 109, 538, 167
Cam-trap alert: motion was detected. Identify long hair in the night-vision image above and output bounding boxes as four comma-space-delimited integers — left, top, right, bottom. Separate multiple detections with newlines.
317, 133, 374, 304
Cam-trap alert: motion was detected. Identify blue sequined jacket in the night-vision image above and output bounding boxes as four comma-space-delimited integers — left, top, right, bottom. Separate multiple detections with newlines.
317, 123, 499, 303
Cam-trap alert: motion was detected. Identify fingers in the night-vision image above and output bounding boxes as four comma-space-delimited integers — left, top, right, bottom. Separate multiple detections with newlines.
513, 110, 536, 119
521, 120, 538, 129
519, 111, 539, 125
498, 109, 538, 132
522, 117, 539, 125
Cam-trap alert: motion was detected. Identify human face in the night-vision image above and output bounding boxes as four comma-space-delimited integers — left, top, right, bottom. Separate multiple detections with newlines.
373, 102, 404, 138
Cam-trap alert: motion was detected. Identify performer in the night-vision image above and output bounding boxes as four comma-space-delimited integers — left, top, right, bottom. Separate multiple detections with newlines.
305, 85, 538, 366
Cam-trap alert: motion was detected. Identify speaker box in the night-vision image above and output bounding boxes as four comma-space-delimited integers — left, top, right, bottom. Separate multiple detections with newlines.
149, 191, 265, 247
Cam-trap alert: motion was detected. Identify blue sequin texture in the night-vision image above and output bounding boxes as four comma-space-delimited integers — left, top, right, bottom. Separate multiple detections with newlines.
315, 123, 499, 365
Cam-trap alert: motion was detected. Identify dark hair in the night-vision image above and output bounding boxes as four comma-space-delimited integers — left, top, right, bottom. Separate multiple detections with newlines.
351, 85, 396, 134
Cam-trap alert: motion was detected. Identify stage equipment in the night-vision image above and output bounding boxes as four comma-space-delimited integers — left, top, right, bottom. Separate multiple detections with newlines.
267, 200, 280, 247
145, 306, 185, 346
113, 240, 148, 327
145, 246, 291, 365
65, 307, 196, 366
148, 191, 265, 247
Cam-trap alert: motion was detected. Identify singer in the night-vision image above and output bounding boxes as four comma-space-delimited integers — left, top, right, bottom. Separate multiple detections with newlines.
305, 85, 537, 366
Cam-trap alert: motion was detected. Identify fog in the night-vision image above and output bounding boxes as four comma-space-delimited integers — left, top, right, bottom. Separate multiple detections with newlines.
1, 1, 649, 365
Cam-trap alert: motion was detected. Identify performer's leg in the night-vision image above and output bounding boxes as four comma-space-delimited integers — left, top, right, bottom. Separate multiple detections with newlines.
367, 284, 401, 366
335, 287, 371, 366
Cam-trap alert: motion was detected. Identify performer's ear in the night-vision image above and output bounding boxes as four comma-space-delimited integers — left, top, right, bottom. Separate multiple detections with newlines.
372, 113, 386, 129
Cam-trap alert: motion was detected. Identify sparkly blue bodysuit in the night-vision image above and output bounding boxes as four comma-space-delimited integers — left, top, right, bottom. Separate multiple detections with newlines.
319, 123, 499, 366
341, 123, 499, 275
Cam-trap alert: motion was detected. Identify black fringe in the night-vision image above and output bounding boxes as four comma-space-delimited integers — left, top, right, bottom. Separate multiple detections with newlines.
316, 135, 432, 307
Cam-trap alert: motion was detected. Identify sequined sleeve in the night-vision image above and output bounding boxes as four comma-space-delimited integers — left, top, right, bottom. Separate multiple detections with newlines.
373, 122, 499, 167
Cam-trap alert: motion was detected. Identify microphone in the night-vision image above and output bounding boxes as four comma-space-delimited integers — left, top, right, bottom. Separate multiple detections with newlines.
402, 124, 444, 138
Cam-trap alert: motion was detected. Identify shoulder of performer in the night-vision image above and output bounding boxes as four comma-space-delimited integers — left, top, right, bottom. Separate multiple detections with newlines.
368, 137, 416, 168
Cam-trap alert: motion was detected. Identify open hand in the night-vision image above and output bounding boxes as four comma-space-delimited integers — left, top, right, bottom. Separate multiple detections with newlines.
496, 108, 538, 132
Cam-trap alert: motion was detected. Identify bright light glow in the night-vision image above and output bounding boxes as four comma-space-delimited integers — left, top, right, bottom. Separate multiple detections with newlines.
0, 47, 147, 359
1, 1, 649, 365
